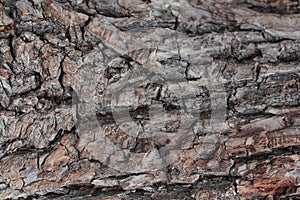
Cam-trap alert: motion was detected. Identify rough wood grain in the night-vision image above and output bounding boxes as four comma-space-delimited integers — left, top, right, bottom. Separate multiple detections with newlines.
0, 0, 300, 199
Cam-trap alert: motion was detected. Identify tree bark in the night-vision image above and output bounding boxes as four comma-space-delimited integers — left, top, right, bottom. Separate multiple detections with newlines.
0, 0, 300, 199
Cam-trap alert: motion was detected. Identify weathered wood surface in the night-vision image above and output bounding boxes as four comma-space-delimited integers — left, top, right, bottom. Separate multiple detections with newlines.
0, 0, 300, 199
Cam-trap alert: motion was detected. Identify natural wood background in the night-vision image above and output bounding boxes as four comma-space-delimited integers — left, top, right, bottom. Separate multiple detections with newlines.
0, 0, 300, 199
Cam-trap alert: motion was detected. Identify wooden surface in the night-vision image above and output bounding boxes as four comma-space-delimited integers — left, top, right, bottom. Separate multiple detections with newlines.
0, 0, 300, 199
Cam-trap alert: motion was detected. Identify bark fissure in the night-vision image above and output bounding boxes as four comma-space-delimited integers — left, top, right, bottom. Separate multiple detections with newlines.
0, 0, 299, 199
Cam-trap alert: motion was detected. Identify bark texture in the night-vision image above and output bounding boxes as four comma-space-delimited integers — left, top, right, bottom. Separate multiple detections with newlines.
0, 0, 300, 199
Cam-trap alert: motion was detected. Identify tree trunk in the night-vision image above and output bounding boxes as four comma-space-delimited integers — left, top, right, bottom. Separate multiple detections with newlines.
0, 0, 299, 199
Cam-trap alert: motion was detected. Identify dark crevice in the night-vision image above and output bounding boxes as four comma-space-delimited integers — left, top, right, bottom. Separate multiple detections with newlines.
8, 33, 16, 60
0, 126, 77, 161
80, 16, 91, 41
238, 2, 300, 15
95, 8, 133, 18
58, 56, 66, 91
174, 16, 179, 30
232, 145, 300, 164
